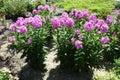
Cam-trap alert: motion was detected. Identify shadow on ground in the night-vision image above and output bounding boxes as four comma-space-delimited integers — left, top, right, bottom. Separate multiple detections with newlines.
18, 64, 46, 80
46, 65, 93, 80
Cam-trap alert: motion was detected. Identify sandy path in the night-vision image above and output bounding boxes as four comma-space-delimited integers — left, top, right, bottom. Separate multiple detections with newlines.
44, 45, 60, 80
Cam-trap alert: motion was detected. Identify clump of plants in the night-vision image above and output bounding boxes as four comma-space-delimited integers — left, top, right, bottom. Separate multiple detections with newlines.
8, 3, 120, 75
3, 0, 28, 20
9, 15, 48, 70
52, 9, 120, 72
8, 5, 56, 70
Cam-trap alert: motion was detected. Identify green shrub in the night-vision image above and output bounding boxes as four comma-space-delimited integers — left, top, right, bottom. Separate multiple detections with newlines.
115, 1, 120, 9
93, 70, 120, 80
55, 0, 114, 19
4, 0, 29, 20
0, 0, 4, 8
0, 72, 9, 80
114, 58, 120, 74
0, 0, 5, 25
26, 2, 35, 12
49, 0, 63, 3
34, 0, 45, 9
26, 0, 46, 12
0, 0, 5, 17
0, 8, 5, 17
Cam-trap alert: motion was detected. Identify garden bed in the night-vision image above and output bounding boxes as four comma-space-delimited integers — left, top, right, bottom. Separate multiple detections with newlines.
0, 1, 120, 80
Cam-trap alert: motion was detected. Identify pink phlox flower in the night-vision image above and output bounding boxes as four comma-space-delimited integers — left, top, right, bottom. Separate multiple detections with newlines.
84, 21, 94, 31
9, 36, 15, 42
71, 37, 75, 43
78, 34, 84, 40
74, 29, 80, 35
65, 18, 74, 27
106, 15, 113, 23
31, 15, 42, 28
28, 38, 32, 44
83, 9, 89, 17
89, 14, 97, 22
100, 23, 109, 33
75, 40, 83, 49
100, 36, 110, 44
10, 23, 17, 32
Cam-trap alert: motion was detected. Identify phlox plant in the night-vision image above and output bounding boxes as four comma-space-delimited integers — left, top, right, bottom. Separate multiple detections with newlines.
52, 12, 76, 70
8, 15, 48, 70
52, 9, 120, 72
8, 5, 57, 70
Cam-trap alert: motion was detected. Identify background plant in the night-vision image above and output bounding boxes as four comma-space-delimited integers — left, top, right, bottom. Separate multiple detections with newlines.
115, 1, 120, 9
49, 0, 63, 4
54, 0, 114, 19
0, 0, 5, 25
93, 70, 120, 80
34, 0, 45, 9
0, 72, 9, 80
27, 0, 46, 12
3, 0, 29, 20
114, 58, 120, 75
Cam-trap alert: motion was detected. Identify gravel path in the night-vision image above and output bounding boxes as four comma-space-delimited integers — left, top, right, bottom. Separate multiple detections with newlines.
43, 44, 60, 80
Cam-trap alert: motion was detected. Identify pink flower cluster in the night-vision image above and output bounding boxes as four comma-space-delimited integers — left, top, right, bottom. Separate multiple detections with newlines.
31, 15, 43, 28
10, 15, 43, 33
84, 21, 94, 31
106, 15, 113, 24
84, 14, 110, 33
71, 29, 84, 49
32, 5, 56, 15
10, 17, 28, 33
52, 12, 74, 29
100, 36, 110, 44
9, 15, 43, 43
37, 5, 50, 12
9, 36, 15, 42
32, 5, 50, 14
70, 9, 89, 18
75, 40, 83, 49
70, 13, 112, 48
89, 14, 97, 22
